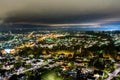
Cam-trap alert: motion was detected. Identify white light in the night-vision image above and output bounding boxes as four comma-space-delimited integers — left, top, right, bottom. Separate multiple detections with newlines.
4, 49, 13, 53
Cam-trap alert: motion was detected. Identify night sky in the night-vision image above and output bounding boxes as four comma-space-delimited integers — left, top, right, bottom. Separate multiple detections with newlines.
0, 0, 120, 27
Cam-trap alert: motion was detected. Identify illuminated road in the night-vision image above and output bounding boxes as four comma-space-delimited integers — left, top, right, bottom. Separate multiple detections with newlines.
106, 63, 120, 80
8, 61, 49, 79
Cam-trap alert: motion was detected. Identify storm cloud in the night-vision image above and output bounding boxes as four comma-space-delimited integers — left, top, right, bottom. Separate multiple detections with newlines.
0, 0, 120, 25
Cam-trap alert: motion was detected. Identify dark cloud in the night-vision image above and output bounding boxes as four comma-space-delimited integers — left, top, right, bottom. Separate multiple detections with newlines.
0, 0, 120, 25
4, 12, 111, 24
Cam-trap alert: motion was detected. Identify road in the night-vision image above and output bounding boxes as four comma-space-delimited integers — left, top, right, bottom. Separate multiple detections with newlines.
106, 63, 120, 80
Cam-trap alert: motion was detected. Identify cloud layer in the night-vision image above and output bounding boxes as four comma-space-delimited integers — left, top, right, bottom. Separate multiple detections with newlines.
0, 0, 120, 25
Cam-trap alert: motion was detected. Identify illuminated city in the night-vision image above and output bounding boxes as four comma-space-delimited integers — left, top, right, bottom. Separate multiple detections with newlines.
0, 25, 120, 80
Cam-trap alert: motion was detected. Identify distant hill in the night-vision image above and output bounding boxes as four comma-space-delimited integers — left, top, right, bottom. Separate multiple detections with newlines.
0, 23, 120, 33
0, 23, 50, 33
